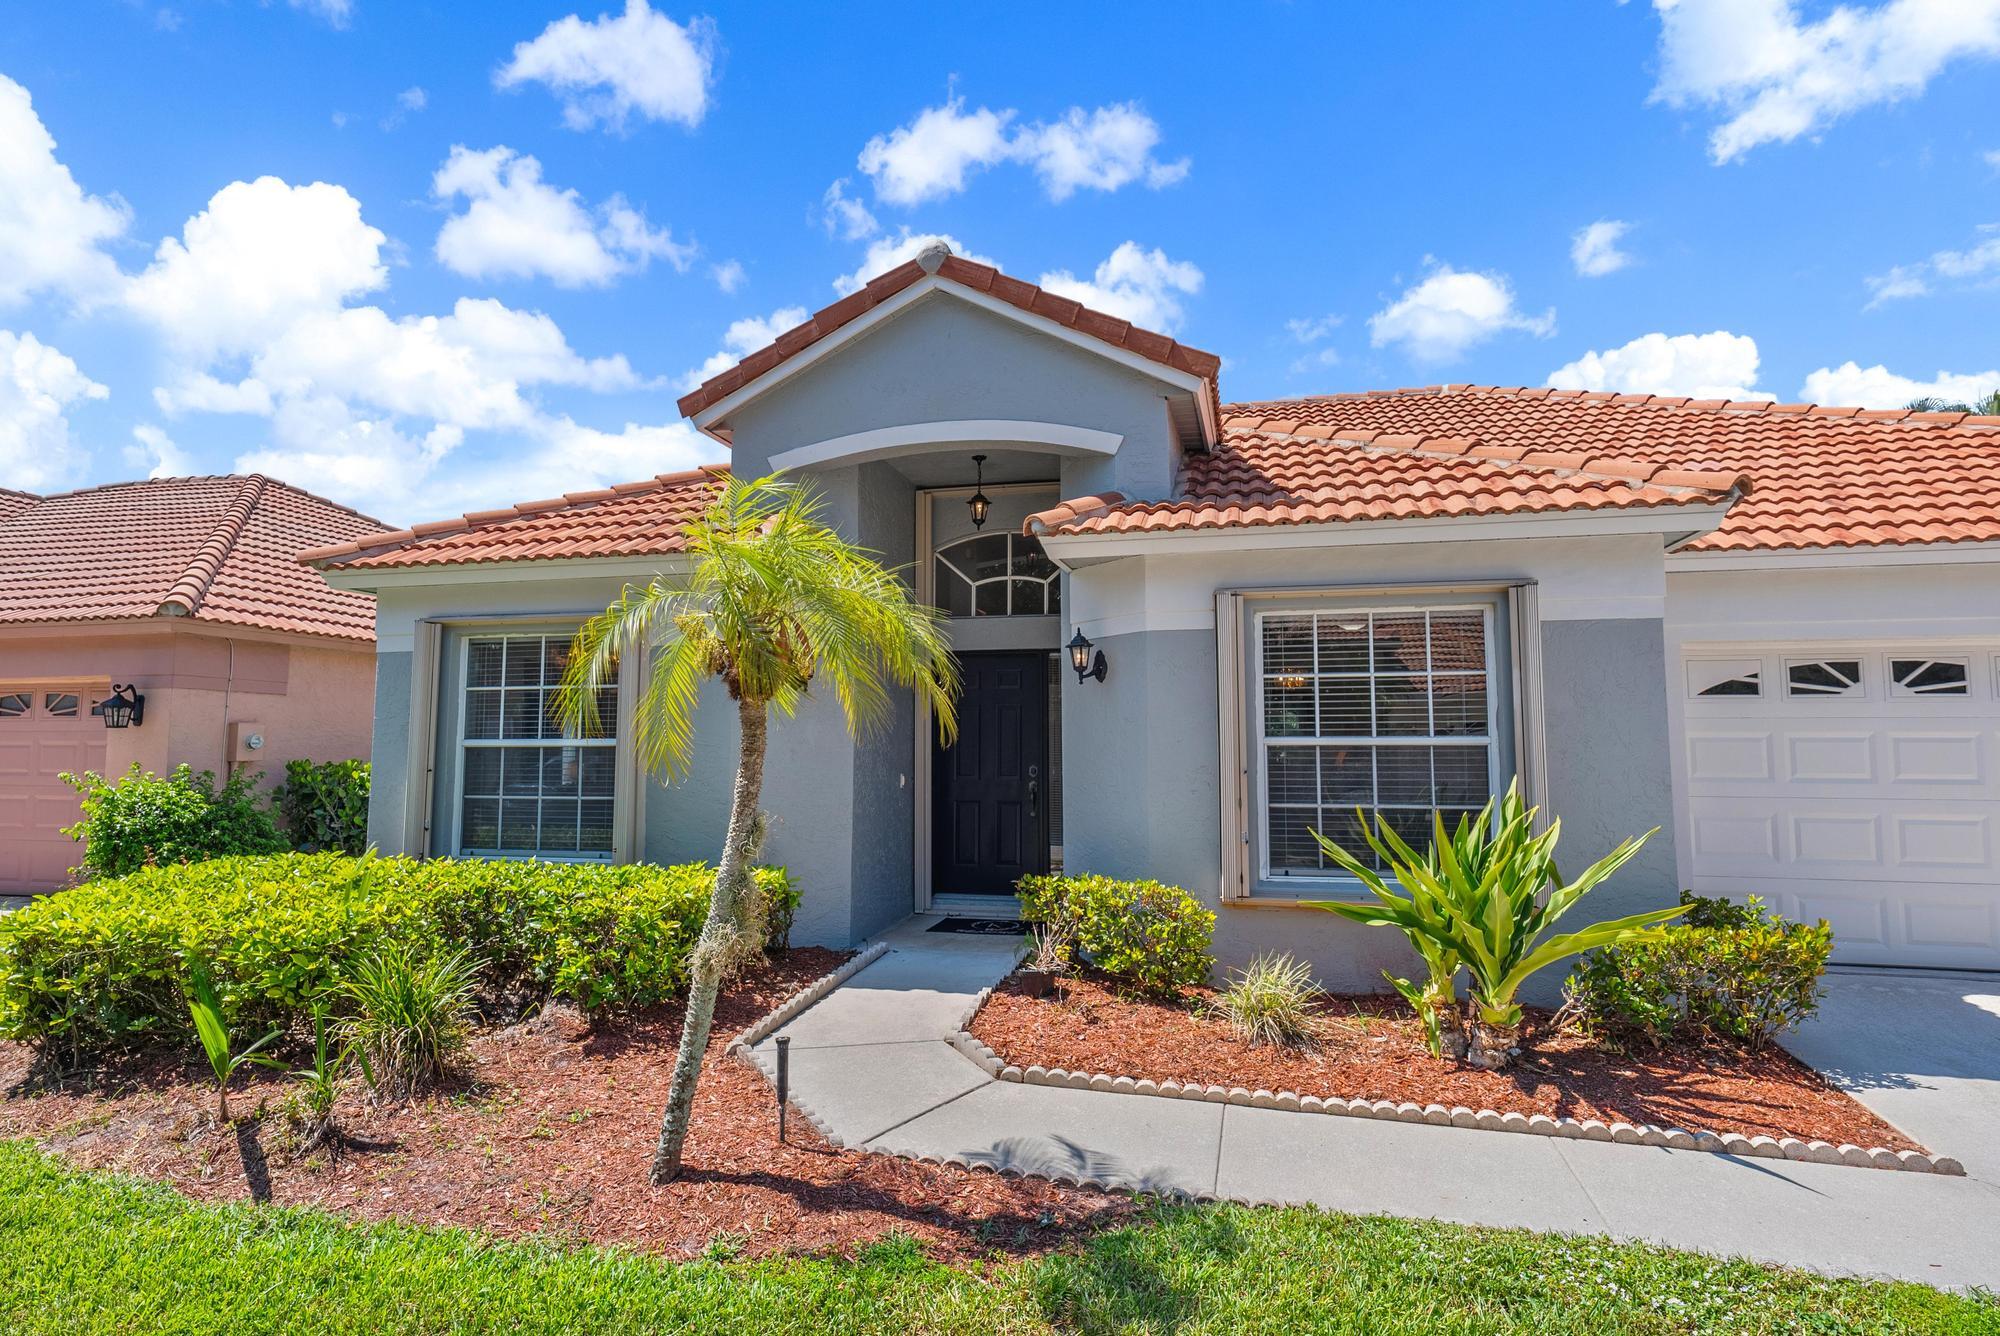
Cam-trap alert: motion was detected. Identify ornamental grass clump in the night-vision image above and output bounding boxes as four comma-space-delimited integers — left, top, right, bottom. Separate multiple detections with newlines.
1307, 782, 1682, 1070
342, 942, 479, 1102
1214, 952, 1321, 1048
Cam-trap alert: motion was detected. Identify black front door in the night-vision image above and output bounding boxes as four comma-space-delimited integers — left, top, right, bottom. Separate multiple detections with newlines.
933, 652, 1049, 894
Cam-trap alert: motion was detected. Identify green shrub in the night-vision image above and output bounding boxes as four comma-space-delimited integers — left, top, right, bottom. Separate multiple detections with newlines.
1017, 873, 1214, 998
343, 942, 479, 1101
276, 759, 371, 855
0, 854, 795, 1058
1214, 952, 1320, 1047
1563, 892, 1833, 1050
60, 763, 286, 880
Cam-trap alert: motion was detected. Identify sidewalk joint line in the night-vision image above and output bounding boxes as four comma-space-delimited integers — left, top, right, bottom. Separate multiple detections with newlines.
857, 1061, 990, 1145
1211, 1102, 1228, 1198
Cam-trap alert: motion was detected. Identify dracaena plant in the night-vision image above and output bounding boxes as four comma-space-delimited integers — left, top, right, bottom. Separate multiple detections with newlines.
1307, 782, 1681, 1069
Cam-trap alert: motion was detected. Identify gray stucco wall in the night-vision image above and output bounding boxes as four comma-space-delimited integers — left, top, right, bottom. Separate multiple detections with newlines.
723, 295, 1184, 504
1539, 618, 1682, 923
365, 649, 413, 852
1058, 614, 1682, 1002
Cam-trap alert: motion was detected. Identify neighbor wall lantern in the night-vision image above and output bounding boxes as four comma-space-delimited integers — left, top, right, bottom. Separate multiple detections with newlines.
966, 454, 991, 530
100, 683, 145, 729
1067, 628, 1107, 685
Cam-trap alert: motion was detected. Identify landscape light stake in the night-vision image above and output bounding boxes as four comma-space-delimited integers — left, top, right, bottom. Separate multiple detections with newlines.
775, 1034, 790, 1143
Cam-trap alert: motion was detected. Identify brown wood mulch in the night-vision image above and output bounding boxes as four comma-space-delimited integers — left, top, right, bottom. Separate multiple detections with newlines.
971, 971, 1919, 1151
0, 949, 1128, 1262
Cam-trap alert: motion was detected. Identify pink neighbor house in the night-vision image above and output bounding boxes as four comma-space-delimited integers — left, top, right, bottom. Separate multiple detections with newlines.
0, 475, 383, 893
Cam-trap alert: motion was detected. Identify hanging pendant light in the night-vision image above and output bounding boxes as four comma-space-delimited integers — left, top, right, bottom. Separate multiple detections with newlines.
967, 454, 991, 530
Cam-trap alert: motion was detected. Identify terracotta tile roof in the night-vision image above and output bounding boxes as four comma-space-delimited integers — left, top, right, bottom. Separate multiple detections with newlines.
304, 467, 727, 571
674, 248, 1222, 430
0, 475, 384, 641
1027, 386, 2000, 552
0, 488, 38, 520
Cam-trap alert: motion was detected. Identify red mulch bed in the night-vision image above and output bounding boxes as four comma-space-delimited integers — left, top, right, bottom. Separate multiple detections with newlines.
0, 949, 1128, 1261
971, 971, 1919, 1151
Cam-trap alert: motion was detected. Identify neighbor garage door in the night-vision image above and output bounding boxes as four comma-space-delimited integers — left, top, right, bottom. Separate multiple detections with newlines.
0, 688, 106, 893
1682, 648, 2000, 969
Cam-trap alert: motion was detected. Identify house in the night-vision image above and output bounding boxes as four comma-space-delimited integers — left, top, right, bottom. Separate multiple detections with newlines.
0, 475, 383, 892
306, 244, 2000, 982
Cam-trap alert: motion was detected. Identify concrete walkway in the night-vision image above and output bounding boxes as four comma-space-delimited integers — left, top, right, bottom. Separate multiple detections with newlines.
748, 917, 2000, 1290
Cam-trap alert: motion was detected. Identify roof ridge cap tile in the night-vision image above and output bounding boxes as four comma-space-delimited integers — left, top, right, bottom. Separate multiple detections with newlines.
157, 475, 267, 618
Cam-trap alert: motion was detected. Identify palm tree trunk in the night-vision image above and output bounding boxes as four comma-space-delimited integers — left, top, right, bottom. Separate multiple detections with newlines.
649, 693, 769, 1185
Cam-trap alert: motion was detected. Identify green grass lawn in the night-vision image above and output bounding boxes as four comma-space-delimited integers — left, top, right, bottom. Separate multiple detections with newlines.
0, 1141, 1989, 1335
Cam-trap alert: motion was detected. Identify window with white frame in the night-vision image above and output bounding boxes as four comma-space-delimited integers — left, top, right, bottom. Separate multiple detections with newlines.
932, 532, 1060, 617
1257, 606, 1499, 879
458, 633, 618, 858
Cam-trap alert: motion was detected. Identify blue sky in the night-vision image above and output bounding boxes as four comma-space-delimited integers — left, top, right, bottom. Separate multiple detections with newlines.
3, 0, 1997, 525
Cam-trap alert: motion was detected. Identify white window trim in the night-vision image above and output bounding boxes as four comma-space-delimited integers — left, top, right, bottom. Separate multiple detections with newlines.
446, 628, 634, 864
1216, 580, 1543, 905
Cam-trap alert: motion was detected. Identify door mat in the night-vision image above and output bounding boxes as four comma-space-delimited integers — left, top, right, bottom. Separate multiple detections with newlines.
927, 916, 1026, 936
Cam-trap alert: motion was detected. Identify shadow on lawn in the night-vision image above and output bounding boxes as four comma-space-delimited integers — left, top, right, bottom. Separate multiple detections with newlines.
1028, 1203, 1250, 1331
678, 1157, 1130, 1253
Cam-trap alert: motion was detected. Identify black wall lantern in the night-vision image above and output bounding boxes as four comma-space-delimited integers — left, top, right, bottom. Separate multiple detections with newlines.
966, 454, 990, 530
100, 683, 145, 729
1067, 628, 1107, 685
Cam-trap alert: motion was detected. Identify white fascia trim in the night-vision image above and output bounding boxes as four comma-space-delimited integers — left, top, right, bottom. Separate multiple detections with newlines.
319, 555, 690, 592
1037, 502, 1737, 561
1666, 541, 2000, 572
691, 278, 1214, 443
769, 419, 1121, 473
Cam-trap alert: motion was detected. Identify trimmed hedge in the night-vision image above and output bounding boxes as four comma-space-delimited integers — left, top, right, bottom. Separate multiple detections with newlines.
1017, 873, 1215, 997
1563, 891, 1832, 1050
0, 854, 795, 1058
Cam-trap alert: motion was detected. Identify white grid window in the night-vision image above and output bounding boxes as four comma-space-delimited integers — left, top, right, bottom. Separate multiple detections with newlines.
1258, 607, 1496, 878
458, 634, 617, 858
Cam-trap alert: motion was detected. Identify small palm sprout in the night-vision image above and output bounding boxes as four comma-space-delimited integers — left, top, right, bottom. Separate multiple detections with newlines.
557, 472, 958, 1184
186, 966, 284, 1125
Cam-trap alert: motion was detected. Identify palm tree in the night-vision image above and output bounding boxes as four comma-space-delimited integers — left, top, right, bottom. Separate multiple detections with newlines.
557, 472, 958, 1184
1906, 391, 2000, 415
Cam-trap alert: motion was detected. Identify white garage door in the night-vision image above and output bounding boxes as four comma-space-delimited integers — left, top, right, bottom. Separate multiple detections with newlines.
1682, 648, 2000, 970
0, 688, 106, 894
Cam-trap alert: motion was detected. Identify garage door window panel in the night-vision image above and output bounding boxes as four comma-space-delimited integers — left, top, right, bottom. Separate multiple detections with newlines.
1787, 659, 1863, 697
1891, 658, 1969, 697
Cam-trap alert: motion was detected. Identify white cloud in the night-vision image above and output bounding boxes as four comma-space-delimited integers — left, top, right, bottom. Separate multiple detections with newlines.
1649, 0, 2000, 163
153, 373, 275, 417
1547, 331, 1771, 399
432, 145, 692, 287
289, 0, 353, 28
832, 229, 996, 296
1987, 148, 2000, 171
1290, 346, 1341, 376
1800, 361, 2000, 409
680, 306, 808, 391
1011, 102, 1191, 201
0, 330, 107, 491
124, 176, 387, 360
1368, 261, 1555, 363
1286, 314, 1343, 343
127, 176, 675, 519
857, 98, 1015, 206
1571, 220, 1635, 277
1038, 243, 1204, 334
710, 259, 746, 293
495, 0, 717, 132
1864, 223, 2000, 305
0, 75, 131, 309
855, 97, 1188, 206
819, 178, 878, 240
125, 423, 193, 479
398, 86, 427, 112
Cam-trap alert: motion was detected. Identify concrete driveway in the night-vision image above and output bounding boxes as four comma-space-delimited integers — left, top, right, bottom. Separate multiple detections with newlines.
1782, 967, 2000, 1185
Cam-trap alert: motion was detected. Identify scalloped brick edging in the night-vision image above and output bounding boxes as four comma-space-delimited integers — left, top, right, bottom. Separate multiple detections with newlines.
946, 1026, 1964, 1178
727, 940, 891, 1058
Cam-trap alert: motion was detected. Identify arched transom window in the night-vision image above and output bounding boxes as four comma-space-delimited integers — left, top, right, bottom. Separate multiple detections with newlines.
933, 532, 1060, 618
